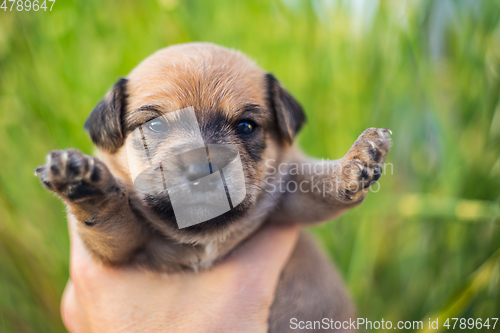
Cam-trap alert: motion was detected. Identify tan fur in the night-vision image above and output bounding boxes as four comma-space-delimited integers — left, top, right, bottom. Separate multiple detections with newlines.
37, 43, 392, 332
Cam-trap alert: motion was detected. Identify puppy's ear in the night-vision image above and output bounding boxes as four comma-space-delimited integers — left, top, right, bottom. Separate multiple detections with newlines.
266, 73, 306, 144
85, 78, 128, 153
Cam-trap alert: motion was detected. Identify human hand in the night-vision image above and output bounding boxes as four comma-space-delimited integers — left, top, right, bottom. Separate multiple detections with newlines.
61, 216, 298, 333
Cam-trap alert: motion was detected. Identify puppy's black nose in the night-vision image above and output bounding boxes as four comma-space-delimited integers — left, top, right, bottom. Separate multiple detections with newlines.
186, 163, 219, 192
186, 163, 210, 182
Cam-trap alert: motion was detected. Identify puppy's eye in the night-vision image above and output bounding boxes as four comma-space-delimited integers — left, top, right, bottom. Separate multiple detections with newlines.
146, 118, 167, 133
236, 120, 257, 135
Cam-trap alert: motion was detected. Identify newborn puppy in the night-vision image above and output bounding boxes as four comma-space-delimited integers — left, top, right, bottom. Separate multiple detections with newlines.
36, 43, 391, 332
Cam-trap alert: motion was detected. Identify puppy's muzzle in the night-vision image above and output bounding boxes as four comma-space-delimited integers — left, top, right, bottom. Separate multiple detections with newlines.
124, 107, 246, 228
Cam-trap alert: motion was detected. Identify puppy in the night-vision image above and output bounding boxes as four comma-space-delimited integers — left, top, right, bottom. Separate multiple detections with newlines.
36, 43, 391, 332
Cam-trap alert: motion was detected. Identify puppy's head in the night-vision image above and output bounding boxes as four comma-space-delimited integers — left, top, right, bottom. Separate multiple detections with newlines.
85, 43, 305, 240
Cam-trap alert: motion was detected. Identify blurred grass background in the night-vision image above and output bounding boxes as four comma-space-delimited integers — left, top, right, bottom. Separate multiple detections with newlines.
0, 0, 499, 332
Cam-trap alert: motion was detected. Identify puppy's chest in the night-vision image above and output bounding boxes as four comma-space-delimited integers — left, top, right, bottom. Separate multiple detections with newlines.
188, 241, 221, 272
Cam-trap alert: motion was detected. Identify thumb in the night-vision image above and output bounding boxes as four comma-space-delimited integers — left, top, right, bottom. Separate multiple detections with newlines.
217, 224, 299, 302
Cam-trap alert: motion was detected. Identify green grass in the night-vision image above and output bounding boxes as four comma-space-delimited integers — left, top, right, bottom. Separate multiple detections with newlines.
0, 0, 499, 332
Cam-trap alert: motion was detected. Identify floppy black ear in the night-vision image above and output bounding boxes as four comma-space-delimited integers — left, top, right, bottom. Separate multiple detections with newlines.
85, 78, 128, 153
266, 73, 306, 144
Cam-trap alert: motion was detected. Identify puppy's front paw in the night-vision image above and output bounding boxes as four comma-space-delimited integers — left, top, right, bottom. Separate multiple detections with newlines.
35, 149, 115, 201
336, 128, 392, 202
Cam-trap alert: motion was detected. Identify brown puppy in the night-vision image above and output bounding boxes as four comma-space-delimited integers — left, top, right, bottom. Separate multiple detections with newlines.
36, 43, 391, 332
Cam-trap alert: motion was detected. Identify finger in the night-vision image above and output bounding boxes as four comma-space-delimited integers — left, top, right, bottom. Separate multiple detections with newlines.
67, 214, 92, 265
66, 214, 102, 294
61, 279, 91, 333
217, 224, 299, 301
